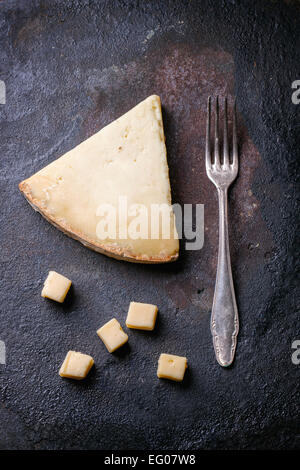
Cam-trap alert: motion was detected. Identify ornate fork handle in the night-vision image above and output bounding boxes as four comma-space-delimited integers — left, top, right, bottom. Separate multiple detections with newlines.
211, 186, 239, 367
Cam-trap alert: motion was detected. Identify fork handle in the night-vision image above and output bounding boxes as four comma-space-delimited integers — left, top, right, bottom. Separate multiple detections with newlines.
211, 187, 239, 367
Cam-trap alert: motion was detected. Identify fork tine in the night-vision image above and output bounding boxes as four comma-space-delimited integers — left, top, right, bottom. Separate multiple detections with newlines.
214, 96, 221, 169
223, 97, 229, 166
205, 96, 211, 170
232, 100, 238, 168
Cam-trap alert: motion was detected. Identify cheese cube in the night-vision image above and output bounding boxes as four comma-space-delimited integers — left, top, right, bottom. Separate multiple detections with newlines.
59, 351, 94, 380
41, 271, 71, 303
157, 353, 187, 382
97, 318, 128, 353
126, 302, 158, 330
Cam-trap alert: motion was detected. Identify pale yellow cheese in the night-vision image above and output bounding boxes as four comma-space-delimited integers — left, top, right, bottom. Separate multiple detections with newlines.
59, 351, 94, 380
126, 301, 158, 330
19, 95, 179, 263
97, 318, 128, 353
157, 353, 187, 382
41, 270, 71, 303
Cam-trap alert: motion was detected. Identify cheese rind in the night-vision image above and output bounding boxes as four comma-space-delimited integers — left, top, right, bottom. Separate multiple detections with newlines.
59, 351, 94, 380
19, 95, 179, 263
97, 318, 128, 353
126, 302, 158, 330
157, 353, 187, 382
41, 270, 71, 303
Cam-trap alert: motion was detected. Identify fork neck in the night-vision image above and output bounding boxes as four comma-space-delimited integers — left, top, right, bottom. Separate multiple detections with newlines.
217, 186, 229, 248
217, 186, 228, 205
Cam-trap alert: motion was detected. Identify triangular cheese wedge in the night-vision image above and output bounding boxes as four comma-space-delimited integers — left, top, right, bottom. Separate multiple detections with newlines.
19, 95, 179, 263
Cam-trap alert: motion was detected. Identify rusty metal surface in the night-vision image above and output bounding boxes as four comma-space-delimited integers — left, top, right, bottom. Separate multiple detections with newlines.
0, 0, 299, 450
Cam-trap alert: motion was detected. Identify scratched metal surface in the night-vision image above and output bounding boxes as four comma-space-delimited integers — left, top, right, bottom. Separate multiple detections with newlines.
0, 0, 299, 450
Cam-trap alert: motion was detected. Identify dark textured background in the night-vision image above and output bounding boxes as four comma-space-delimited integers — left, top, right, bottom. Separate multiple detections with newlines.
0, 0, 299, 450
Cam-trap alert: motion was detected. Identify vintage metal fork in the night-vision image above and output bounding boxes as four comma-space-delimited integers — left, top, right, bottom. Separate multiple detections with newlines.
206, 96, 239, 367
